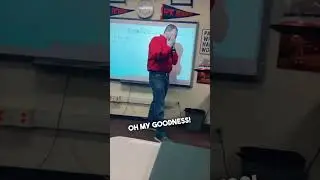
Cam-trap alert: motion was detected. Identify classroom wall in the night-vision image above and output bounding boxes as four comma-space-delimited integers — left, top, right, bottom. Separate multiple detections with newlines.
211, 0, 320, 179
109, 0, 211, 123
1, 0, 319, 178
0, 61, 108, 133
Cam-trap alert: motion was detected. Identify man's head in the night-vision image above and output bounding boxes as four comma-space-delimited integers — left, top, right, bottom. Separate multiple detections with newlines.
164, 24, 178, 40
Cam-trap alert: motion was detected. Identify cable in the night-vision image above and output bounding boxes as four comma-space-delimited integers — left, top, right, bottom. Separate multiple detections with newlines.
122, 86, 132, 115
306, 147, 320, 176
177, 102, 182, 117
221, 140, 230, 177
216, 129, 230, 177
203, 107, 210, 122
38, 73, 70, 168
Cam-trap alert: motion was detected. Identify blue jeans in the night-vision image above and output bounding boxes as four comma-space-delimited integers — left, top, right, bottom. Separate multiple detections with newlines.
148, 71, 169, 137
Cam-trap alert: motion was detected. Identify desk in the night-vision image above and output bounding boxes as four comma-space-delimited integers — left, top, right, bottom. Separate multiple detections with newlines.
110, 136, 161, 180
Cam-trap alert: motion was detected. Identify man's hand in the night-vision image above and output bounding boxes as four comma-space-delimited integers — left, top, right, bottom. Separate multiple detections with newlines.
167, 38, 175, 48
167, 32, 176, 47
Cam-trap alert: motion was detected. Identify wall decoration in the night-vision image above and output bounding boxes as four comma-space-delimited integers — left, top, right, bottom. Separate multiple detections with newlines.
136, 0, 154, 19
196, 71, 210, 84
110, 6, 134, 16
195, 59, 210, 84
110, 0, 126, 3
284, 0, 320, 17
273, 23, 320, 72
161, 4, 199, 20
199, 29, 210, 55
171, 0, 193, 7
277, 33, 320, 72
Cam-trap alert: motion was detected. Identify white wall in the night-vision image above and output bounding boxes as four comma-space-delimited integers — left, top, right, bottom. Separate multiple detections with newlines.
110, 0, 211, 124
0, 61, 108, 133
0, 61, 109, 173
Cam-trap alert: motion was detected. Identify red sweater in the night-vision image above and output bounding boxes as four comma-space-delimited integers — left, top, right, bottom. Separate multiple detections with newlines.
147, 35, 178, 73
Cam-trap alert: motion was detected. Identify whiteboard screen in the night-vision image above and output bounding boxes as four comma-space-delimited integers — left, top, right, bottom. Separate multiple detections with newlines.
110, 18, 198, 87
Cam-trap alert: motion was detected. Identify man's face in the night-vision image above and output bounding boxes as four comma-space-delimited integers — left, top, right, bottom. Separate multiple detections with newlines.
170, 29, 177, 40
166, 29, 177, 40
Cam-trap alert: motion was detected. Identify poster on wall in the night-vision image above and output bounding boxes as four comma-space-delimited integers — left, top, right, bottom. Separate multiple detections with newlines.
200, 29, 210, 55
110, 6, 134, 16
195, 59, 210, 84
277, 32, 320, 72
161, 4, 199, 19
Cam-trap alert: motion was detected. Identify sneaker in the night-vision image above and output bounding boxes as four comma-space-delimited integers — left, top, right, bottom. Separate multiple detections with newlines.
154, 136, 170, 142
154, 136, 162, 143
148, 127, 157, 131
154, 132, 169, 142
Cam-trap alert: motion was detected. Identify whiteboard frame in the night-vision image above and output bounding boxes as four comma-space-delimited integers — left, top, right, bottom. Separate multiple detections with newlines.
110, 17, 199, 88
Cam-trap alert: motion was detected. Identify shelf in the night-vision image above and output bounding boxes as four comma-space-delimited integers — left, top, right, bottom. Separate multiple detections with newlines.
194, 68, 210, 72
284, 13, 320, 18
270, 24, 320, 35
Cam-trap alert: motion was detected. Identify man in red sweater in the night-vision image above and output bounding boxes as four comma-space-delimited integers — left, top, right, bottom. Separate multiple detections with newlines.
147, 24, 179, 142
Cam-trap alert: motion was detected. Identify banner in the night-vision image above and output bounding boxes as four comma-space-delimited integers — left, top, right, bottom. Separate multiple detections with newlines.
110, 6, 134, 16
161, 4, 199, 19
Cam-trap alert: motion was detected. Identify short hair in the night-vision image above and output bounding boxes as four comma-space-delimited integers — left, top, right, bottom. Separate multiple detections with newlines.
164, 24, 178, 33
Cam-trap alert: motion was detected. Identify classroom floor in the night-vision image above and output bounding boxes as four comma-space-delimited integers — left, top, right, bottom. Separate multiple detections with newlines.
110, 118, 211, 148
0, 117, 210, 179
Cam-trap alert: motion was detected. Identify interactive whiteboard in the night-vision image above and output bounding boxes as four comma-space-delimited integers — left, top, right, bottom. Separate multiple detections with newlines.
110, 18, 198, 87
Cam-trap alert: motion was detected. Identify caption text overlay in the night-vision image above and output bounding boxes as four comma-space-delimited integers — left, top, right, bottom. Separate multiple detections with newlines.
128, 117, 191, 131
